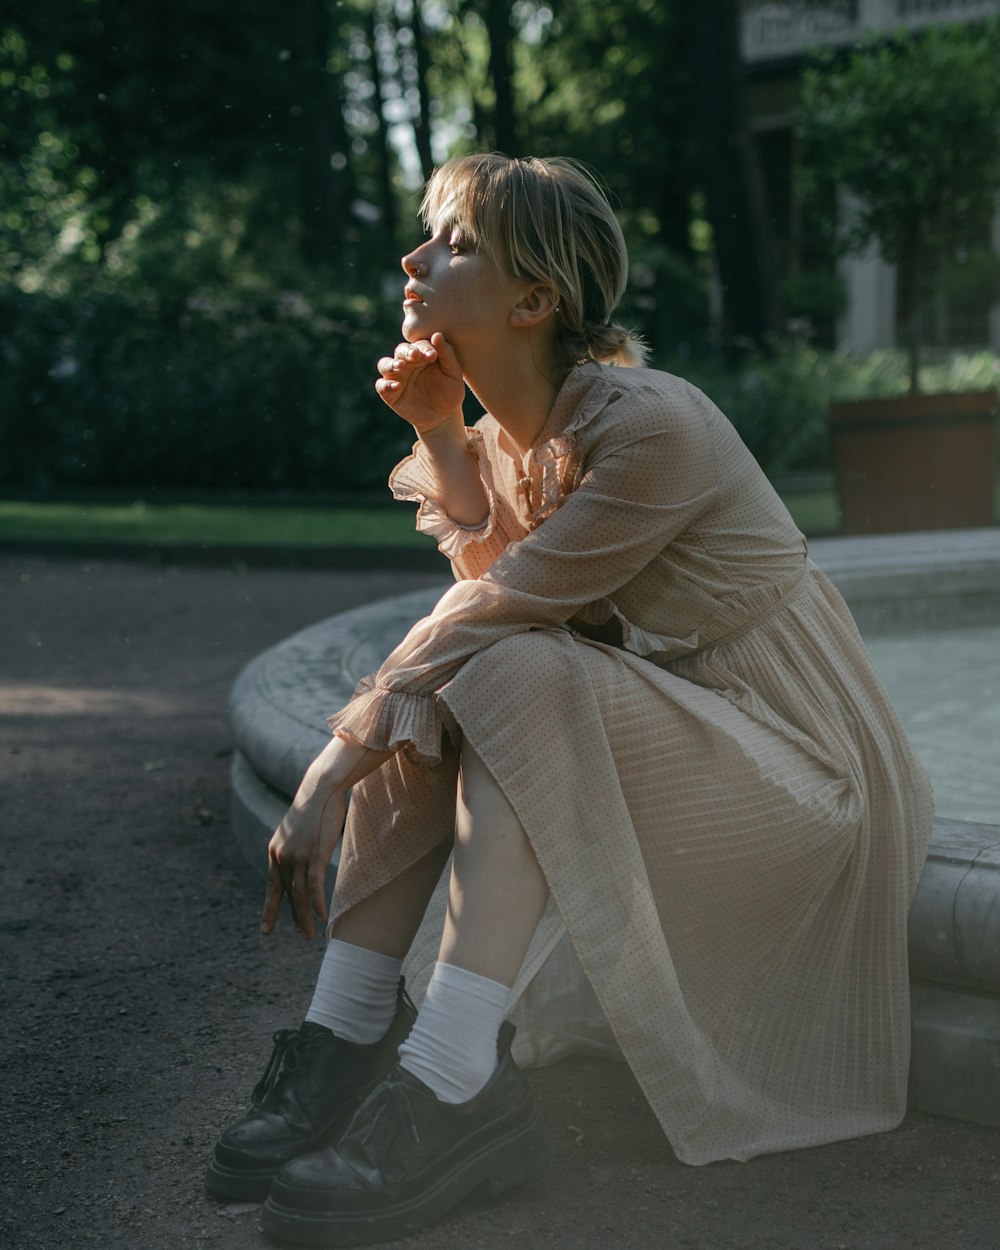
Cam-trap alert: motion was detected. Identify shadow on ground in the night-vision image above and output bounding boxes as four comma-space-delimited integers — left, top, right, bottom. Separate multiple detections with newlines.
2, 554, 998, 1250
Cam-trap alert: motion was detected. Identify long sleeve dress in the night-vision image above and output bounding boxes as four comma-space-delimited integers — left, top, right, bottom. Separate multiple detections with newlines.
326, 362, 933, 1166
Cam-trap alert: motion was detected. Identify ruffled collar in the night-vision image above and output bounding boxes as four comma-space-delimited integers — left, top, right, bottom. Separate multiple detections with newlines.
516, 363, 625, 528
530, 361, 620, 450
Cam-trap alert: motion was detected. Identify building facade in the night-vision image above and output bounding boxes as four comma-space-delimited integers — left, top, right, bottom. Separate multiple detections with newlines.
740, 0, 1000, 352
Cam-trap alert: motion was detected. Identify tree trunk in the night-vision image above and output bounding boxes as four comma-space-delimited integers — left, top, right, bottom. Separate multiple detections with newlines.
365, 3, 400, 254
684, 0, 783, 354
289, 0, 356, 272
483, 0, 517, 154
656, 170, 699, 353
896, 224, 924, 394
410, 0, 435, 182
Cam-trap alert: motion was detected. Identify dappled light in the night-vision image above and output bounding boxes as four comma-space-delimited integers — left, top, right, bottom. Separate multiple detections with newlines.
0, 681, 182, 716
2, 7, 999, 1247
2, 3, 998, 511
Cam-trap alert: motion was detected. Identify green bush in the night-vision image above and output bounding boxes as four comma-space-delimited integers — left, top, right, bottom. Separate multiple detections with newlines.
667, 341, 836, 475
0, 289, 413, 492
798, 20, 1000, 391
826, 348, 1000, 402
666, 341, 1000, 476
3, 289, 996, 492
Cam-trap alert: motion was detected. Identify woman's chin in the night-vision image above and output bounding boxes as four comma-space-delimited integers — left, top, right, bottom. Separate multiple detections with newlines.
402, 322, 448, 348
401, 319, 425, 345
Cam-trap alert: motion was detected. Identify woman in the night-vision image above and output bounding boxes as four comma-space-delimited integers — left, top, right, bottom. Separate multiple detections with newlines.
207, 154, 933, 1245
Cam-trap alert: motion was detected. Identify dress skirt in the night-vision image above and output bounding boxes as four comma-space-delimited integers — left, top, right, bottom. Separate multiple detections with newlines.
330, 565, 933, 1166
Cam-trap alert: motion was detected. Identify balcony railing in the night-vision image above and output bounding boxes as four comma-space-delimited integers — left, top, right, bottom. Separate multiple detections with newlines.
742, 0, 1000, 63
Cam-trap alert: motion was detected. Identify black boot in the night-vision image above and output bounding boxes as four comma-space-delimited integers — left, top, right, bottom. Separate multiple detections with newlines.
261, 1021, 551, 1247
206, 980, 416, 1201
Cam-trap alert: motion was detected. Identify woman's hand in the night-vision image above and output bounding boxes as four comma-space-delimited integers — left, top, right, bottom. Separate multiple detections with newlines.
375, 333, 465, 435
260, 783, 346, 941
376, 331, 490, 528
259, 735, 393, 940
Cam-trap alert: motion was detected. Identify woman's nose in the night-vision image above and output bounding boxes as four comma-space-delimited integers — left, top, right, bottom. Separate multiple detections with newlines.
401, 250, 421, 276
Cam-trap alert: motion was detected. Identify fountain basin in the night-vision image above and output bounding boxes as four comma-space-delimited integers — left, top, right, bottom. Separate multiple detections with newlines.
229, 528, 1000, 1126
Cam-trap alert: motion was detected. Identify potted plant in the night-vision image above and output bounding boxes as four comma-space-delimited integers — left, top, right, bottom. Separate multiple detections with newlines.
798, 19, 1000, 534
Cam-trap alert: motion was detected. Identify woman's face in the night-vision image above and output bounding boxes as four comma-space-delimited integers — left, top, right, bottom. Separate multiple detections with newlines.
400, 223, 529, 352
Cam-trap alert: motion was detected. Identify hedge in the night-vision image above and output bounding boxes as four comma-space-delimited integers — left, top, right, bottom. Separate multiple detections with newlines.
3, 290, 996, 492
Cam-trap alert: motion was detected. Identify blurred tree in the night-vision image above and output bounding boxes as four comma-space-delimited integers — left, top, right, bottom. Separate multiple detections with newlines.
682, 0, 783, 352
799, 18, 1000, 390
481, 0, 518, 153
1, 0, 379, 293
508, 0, 711, 352
408, 1, 436, 180
289, 0, 357, 270
365, 2, 402, 255
1, 0, 803, 496
3, 0, 777, 353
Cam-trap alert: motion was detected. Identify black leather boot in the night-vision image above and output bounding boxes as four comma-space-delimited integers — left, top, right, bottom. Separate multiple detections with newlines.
261, 1021, 551, 1246
206, 980, 416, 1201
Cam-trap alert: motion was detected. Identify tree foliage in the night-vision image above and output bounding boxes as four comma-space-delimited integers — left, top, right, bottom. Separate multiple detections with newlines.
0, 0, 801, 490
798, 18, 1000, 389
2, 1, 719, 316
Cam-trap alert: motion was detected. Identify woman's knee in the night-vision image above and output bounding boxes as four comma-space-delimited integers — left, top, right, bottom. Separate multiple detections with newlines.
347, 734, 458, 822
457, 627, 578, 688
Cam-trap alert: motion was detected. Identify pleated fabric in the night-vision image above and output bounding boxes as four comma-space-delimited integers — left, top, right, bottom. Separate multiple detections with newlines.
327, 362, 933, 1165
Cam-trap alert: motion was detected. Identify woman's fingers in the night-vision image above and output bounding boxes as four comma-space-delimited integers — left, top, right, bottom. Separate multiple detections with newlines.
376, 345, 437, 408
374, 336, 465, 430
429, 333, 460, 377
376, 342, 438, 402
260, 856, 286, 935
259, 787, 345, 939
291, 861, 314, 940
310, 855, 329, 926
260, 849, 317, 940
396, 339, 435, 360
378, 342, 435, 378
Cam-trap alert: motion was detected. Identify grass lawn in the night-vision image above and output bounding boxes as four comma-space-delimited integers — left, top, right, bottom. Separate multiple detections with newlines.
3, 488, 998, 551
779, 491, 840, 537
0, 493, 844, 549
0, 500, 434, 549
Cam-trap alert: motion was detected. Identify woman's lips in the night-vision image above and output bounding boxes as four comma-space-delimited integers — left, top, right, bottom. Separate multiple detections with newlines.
403, 287, 424, 305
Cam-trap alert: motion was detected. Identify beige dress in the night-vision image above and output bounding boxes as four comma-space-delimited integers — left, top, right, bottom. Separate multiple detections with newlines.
327, 362, 933, 1166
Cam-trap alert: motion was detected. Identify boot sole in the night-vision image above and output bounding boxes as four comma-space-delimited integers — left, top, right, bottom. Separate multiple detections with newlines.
206, 1158, 280, 1202
260, 1109, 551, 1246
206, 1062, 408, 1203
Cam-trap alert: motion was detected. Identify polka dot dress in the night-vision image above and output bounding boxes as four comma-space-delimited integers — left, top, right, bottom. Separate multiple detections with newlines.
328, 362, 933, 1166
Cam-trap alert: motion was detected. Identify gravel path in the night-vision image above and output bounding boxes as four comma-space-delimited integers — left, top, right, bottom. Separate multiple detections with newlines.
2, 552, 998, 1250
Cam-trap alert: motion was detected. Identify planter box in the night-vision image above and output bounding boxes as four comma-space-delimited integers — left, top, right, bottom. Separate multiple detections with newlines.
831, 389, 998, 534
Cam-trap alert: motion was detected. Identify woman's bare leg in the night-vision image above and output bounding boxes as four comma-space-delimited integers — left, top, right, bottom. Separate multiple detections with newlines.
330, 836, 453, 958
393, 740, 548, 1101
438, 740, 549, 985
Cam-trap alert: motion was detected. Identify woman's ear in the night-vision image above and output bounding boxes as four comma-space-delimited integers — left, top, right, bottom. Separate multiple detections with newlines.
509, 284, 559, 328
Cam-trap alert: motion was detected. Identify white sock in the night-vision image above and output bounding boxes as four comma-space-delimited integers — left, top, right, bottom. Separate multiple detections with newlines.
398, 961, 509, 1104
304, 939, 403, 1045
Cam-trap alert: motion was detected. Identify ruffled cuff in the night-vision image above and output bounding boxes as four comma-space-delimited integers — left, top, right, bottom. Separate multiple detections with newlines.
388, 428, 500, 560
327, 674, 444, 765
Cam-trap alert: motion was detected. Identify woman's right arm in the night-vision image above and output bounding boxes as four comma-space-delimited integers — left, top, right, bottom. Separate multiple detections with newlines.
375, 333, 488, 528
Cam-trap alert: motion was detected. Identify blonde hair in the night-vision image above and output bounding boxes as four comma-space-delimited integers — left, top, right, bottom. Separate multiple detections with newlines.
420, 153, 648, 369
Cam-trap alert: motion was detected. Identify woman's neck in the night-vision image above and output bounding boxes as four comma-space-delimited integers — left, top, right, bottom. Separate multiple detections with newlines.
462, 342, 569, 456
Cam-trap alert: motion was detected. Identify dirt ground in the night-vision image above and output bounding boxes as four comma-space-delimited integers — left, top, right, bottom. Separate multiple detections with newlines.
2, 551, 999, 1250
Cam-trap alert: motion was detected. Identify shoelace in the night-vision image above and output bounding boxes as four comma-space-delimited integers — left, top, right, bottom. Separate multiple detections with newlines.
251, 1028, 306, 1108
389, 1078, 422, 1146
353, 1073, 422, 1159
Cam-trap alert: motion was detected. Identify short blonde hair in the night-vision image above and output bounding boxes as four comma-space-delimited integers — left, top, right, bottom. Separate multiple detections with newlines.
420, 153, 647, 368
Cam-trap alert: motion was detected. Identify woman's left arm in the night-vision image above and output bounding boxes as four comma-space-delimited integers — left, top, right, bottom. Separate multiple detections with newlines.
332, 396, 717, 762
259, 734, 393, 939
